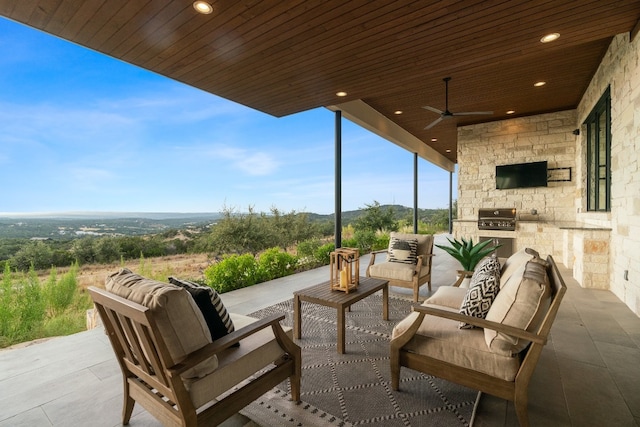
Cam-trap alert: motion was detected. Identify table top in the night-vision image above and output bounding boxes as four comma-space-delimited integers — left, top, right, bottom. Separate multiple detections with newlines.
294, 276, 388, 307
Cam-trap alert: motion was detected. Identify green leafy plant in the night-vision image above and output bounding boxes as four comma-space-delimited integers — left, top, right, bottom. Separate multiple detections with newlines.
314, 243, 335, 266
204, 253, 260, 293
257, 247, 298, 281
435, 237, 500, 271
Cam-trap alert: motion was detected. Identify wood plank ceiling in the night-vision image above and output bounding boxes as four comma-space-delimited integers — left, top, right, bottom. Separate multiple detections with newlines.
1, 0, 639, 164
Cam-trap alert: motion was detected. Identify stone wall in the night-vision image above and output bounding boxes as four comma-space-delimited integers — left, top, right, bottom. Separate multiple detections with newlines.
455, 32, 640, 317
576, 33, 640, 314
457, 110, 578, 223
455, 110, 578, 259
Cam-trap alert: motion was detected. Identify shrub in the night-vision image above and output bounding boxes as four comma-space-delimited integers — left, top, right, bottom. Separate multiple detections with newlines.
314, 242, 335, 266
352, 229, 377, 253
0, 264, 46, 347
204, 253, 260, 293
44, 263, 79, 316
296, 239, 322, 258
373, 234, 390, 251
257, 248, 298, 282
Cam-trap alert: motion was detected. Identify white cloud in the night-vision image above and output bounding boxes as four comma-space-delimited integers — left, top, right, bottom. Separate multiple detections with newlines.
212, 144, 279, 176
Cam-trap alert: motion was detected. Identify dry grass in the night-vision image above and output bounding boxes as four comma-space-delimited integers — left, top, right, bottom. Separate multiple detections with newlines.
43, 253, 214, 290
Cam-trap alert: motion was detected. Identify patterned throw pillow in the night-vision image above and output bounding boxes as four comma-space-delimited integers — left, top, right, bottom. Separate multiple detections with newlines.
168, 277, 235, 341
458, 270, 500, 329
474, 253, 501, 277
387, 237, 418, 264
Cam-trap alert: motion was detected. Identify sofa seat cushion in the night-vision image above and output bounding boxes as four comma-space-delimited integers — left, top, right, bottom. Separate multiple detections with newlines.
185, 313, 292, 408
392, 307, 520, 381
105, 269, 217, 379
424, 286, 467, 309
485, 255, 552, 356
369, 260, 416, 282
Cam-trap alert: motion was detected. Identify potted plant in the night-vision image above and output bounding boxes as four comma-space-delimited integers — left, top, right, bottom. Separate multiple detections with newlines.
435, 237, 501, 277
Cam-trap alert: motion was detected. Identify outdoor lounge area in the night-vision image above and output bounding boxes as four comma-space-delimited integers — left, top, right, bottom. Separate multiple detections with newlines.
1, 2, 640, 426
1, 235, 639, 426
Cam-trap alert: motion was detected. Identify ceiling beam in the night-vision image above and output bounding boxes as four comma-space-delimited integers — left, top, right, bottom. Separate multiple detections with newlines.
327, 100, 455, 172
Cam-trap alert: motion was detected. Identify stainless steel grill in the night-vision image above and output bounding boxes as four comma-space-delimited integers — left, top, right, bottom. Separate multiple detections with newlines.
477, 208, 517, 231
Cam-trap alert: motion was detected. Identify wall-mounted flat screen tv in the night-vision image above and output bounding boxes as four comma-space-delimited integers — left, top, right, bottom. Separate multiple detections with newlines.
496, 161, 548, 189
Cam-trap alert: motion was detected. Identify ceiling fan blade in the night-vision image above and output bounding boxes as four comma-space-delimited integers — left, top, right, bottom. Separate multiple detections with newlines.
424, 116, 444, 130
422, 105, 444, 115
452, 111, 494, 116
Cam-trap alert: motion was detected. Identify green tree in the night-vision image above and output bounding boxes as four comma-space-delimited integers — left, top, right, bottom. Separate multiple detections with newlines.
94, 237, 122, 263
11, 241, 55, 271
352, 201, 398, 233
70, 237, 97, 265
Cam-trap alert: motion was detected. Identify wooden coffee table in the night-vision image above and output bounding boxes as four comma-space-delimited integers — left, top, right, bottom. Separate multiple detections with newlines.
293, 277, 389, 354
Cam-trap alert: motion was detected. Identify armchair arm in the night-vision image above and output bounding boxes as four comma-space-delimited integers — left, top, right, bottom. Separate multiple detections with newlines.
367, 249, 388, 270
412, 305, 545, 344
168, 314, 288, 377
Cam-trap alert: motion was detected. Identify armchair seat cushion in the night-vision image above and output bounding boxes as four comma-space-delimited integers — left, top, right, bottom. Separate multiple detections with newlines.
392, 306, 520, 381
368, 260, 417, 282
185, 314, 292, 408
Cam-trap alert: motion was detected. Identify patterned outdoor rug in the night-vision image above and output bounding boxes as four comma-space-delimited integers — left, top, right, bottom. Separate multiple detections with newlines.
242, 294, 477, 426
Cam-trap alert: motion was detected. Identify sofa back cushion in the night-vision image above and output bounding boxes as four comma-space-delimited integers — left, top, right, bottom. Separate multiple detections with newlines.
500, 247, 538, 287
105, 269, 218, 379
484, 255, 552, 356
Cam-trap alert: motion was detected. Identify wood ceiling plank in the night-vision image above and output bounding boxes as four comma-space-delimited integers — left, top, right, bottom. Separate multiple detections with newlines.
153, 0, 301, 76
194, 0, 482, 90
205, 1, 568, 104
179, 0, 384, 83
87, 0, 153, 48
2, 0, 38, 23
117, 2, 189, 62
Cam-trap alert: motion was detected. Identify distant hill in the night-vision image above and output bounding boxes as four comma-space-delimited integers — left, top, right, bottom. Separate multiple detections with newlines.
0, 214, 224, 239
308, 204, 451, 223
0, 205, 452, 239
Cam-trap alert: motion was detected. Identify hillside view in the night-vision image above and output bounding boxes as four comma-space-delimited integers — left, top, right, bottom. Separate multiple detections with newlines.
0, 202, 453, 348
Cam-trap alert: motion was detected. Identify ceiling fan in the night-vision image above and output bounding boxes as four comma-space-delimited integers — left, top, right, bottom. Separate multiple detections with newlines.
422, 77, 493, 130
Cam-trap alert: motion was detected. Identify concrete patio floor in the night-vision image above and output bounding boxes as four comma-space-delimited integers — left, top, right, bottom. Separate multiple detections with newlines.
0, 234, 638, 426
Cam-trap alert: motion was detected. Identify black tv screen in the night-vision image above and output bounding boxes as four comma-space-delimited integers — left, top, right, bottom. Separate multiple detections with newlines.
496, 161, 548, 189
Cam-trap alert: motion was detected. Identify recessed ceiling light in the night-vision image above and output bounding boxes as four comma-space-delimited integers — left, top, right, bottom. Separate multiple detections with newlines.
534, 81, 546, 87
446, 149, 451, 153
336, 91, 347, 97
193, 1, 213, 14
506, 110, 515, 114
431, 138, 437, 142
540, 33, 560, 43
394, 110, 403, 115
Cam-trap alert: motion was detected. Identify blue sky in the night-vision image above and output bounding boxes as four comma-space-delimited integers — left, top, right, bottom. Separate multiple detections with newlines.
0, 17, 456, 215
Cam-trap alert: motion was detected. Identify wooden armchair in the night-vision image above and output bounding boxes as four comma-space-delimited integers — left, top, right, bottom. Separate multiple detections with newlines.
89, 286, 301, 427
390, 255, 566, 427
367, 232, 434, 302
